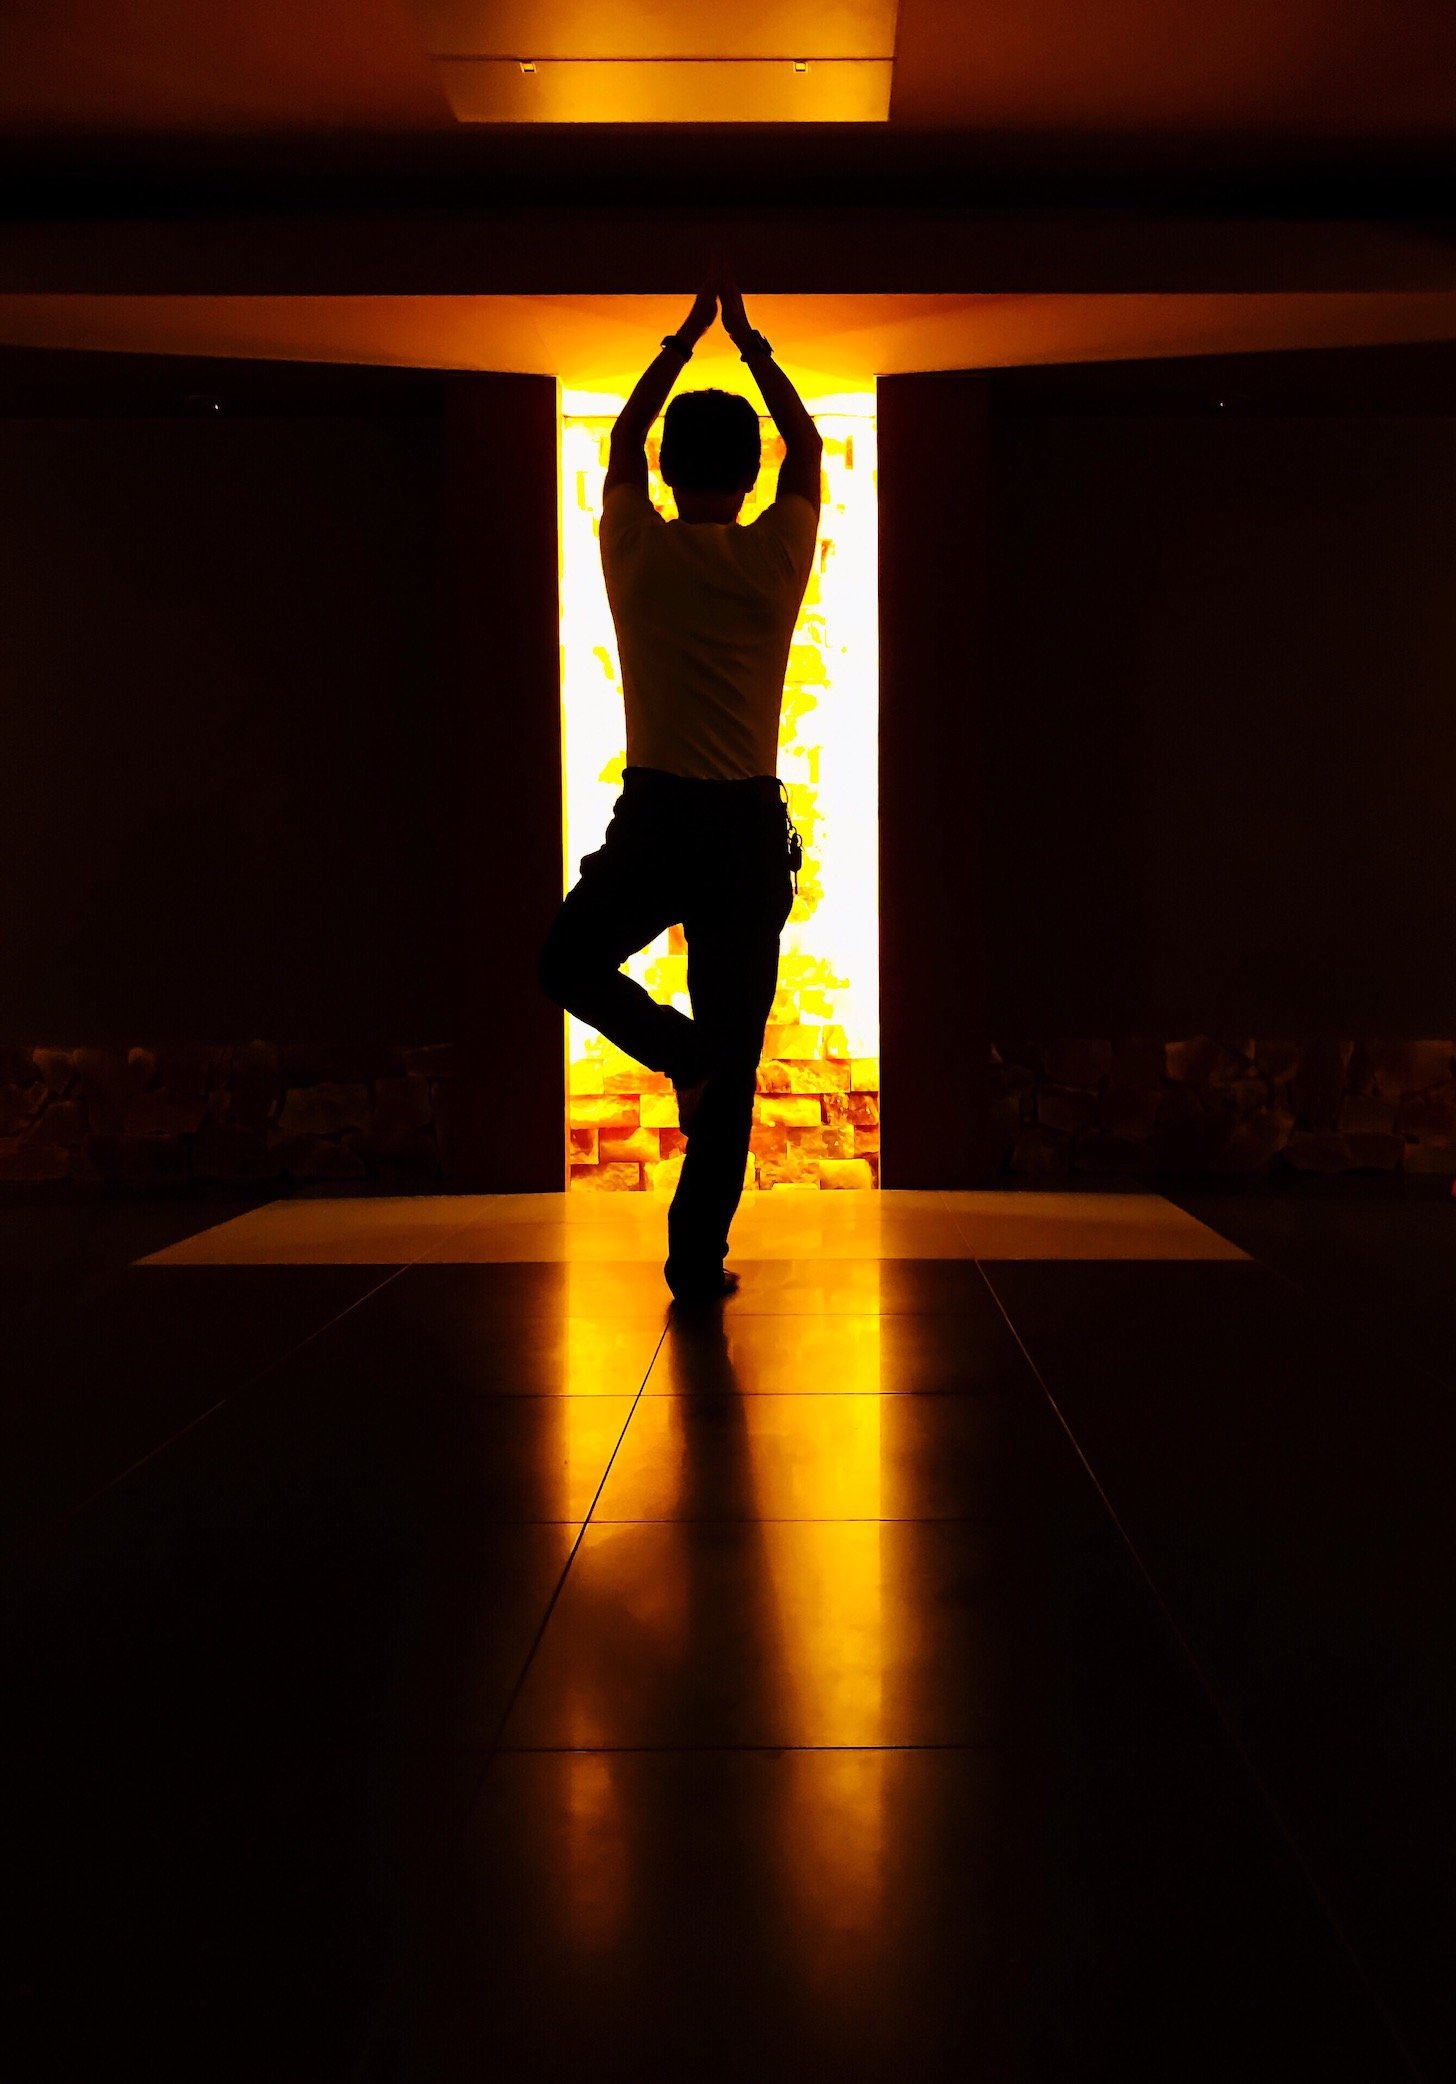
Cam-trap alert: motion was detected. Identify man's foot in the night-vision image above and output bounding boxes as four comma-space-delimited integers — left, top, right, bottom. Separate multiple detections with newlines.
673, 1074, 711, 1136
666, 1265, 739, 1305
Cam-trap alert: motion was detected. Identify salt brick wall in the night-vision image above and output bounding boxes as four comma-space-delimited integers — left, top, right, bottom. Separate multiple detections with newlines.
565, 417, 880, 1194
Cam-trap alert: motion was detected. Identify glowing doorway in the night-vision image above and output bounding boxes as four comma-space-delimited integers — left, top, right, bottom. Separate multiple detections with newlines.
559, 391, 879, 1193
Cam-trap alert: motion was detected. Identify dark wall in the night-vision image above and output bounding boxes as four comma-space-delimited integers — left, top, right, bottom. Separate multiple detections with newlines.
985, 403, 1456, 1036
0, 398, 448, 1042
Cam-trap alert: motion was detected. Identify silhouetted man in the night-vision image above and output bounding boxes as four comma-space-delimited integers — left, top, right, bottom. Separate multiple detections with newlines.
538, 270, 822, 1303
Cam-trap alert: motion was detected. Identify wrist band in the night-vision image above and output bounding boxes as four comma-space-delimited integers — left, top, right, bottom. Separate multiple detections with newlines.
660, 333, 692, 360
739, 330, 774, 361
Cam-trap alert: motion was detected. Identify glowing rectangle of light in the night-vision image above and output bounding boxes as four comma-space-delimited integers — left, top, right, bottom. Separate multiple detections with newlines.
559, 390, 879, 1193
436, 57, 891, 123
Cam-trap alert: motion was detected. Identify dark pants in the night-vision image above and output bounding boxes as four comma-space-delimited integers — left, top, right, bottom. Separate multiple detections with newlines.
537, 765, 795, 1286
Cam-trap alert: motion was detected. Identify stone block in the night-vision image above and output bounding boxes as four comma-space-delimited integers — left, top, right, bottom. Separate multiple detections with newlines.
0, 1083, 45, 1135
225, 1043, 281, 1125
1339, 1094, 1397, 1135
649, 956, 688, 999
1344, 1132, 1405, 1173
764, 1024, 822, 1060
783, 1061, 851, 1094
1395, 1082, 1456, 1139
749, 1123, 789, 1158
1211, 1109, 1293, 1173
1289, 1038, 1352, 1128
605, 1068, 670, 1095
190, 1120, 281, 1180
1036, 1085, 1099, 1135
600, 1127, 660, 1164
756, 1061, 793, 1094
569, 1059, 605, 1094
124, 1089, 208, 1137
819, 1091, 851, 1126
568, 1095, 640, 1128
127, 1046, 160, 1088
823, 1025, 849, 1059
1165, 1037, 1224, 1085
273, 1134, 368, 1181
1108, 1037, 1165, 1088
26, 1101, 85, 1148
71, 1046, 129, 1100
1255, 1040, 1301, 1086
790, 1124, 855, 1160
1153, 1087, 1214, 1171
850, 1058, 879, 1092
819, 1158, 875, 1190
846, 1092, 880, 1126
1366, 1040, 1454, 1098
571, 1160, 641, 1192
758, 1096, 821, 1128
640, 1092, 679, 1127
373, 1074, 433, 1136
660, 1127, 688, 1157
989, 1097, 1020, 1160
1073, 1131, 1156, 1174
155, 1047, 220, 1098
755, 1147, 822, 1189
1403, 1140, 1456, 1175
1207, 1041, 1257, 1083
569, 1126, 598, 1163
1100, 1080, 1162, 1139
0, 1136, 69, 1180
1282, 1131, 1354, 1175
32, 1049, 73, 1095
281, 1044, 395, 1085
345, 1130, 440, 1177
646, 1153, 685, 1194
989, 1062, 1035, 1102
276, 1082, 372, 1138
1010, 1128, 1072, 1177
1042, 1039, 1112, 1091
854, 1125, 881, 1155
88, 1135, 189, 1185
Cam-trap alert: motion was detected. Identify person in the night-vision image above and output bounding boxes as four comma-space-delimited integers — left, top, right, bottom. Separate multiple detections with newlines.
537, 267, 823, 1304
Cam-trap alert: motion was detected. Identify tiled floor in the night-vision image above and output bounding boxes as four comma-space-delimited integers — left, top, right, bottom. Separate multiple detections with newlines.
4, 1186, 1450, 2080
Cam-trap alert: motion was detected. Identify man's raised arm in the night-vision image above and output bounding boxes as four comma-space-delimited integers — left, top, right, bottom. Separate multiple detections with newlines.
719, 274, 822, 514
603, 280, 718, 500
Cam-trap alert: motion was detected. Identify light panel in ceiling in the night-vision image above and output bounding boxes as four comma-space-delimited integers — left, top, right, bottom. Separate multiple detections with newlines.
435, 57, 891, 122
406, 0, 897, 121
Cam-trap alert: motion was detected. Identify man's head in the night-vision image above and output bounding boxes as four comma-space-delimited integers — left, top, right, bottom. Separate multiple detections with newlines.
660, 388, 761, 498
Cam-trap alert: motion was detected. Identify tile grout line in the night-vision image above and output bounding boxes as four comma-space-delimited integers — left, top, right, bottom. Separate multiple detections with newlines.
962, 1228, 1424, 2081
25, 1198, 498, 1555
474, 1312, 674, 1774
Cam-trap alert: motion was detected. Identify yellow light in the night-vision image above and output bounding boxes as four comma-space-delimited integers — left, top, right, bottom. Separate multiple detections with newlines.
560, 391, 879, 1195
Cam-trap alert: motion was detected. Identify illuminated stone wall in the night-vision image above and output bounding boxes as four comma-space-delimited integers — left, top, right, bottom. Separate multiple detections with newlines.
559, 399, 880, 1194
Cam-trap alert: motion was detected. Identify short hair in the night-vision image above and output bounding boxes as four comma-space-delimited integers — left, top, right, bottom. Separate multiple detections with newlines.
659, 389, 762, 495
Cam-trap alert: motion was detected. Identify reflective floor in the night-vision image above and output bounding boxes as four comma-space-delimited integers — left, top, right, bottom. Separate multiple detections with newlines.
4, 1187, 1451, 2080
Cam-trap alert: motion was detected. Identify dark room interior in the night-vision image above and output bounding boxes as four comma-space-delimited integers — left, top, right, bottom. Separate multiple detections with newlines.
3, 5, 1454, 2079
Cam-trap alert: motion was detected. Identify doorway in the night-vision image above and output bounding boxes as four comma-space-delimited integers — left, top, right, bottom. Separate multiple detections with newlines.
558, 389, 880, 1194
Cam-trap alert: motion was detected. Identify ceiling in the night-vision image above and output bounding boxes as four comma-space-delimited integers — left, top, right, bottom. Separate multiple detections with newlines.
2, 4, 1453, 379
3, 290, 1456, 392
2, 2, 1453, 163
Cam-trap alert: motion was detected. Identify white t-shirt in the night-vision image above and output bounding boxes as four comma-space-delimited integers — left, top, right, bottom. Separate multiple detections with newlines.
599, 483, 819, 782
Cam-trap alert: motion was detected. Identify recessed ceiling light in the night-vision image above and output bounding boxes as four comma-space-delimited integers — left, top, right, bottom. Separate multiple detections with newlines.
793, 60, 809, 74
519, 60, 535, 75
